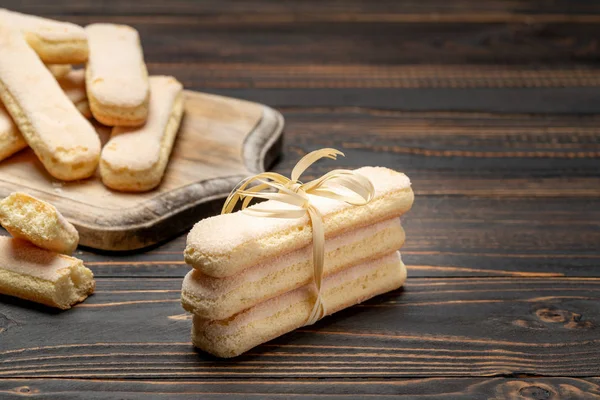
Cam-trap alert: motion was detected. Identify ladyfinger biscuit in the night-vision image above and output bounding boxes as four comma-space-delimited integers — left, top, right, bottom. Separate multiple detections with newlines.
47, 64, 72, 79
0, 104, 27, 161
0, 192, 79, 255
0, 237, 94, 310
0, 27, 100, 181
57, 69, 91, 118
0, 9, 88, 64
100, 76, 184, 192
185, 167, 413, 277
85, 23, 149, 126
182, 218, 405, 320
0, 70, 90, 162
192, 251, 406, 358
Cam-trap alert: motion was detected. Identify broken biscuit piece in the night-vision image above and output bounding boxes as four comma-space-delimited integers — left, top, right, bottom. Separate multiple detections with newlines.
0, 192, 79, 255
0, 237, 94, 310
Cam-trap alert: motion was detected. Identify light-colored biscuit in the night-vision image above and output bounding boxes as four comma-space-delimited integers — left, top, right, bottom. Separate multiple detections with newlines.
0, 27, 100, 181
0, 192, 79, 255
0, 237, 94, 309
0, 69, 92, 162
0, 69, 92, 161
0, 104, 26, 161
0, 69, 90, 164
185, 167, 414, 277
182, 218, 405, 320
100, 76, 184, 192
47, 64, 72, 79
85, 23, 149, 126
192, 251, 406, 358
57, 69, 91, 118
0, 9, 88, 64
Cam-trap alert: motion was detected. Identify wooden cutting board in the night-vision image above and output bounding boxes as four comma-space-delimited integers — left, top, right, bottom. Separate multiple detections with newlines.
0, 90, 284, 251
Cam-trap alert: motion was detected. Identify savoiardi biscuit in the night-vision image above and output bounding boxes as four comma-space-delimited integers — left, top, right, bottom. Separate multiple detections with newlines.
0, 192, 79, 255
100, 76, 183, 192
85, 23, 149, 126
0, 8, 88, 64
0, 26, 100, 180
0, 237, 94, 310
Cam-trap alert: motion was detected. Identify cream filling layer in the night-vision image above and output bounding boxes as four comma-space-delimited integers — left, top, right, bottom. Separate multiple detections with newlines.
182, 218, 404, 319
193, 251, 405, 336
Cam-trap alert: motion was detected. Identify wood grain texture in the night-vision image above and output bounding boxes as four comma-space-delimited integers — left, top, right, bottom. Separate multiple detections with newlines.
277, 110, 600, 193
0, 0, 599, 397
7, 0, 600, 17
4, 2, 600, 66
1, 377, 600, 399
63, 20, 600, 66
146, 63, 600, 89
1, 277, 599, 378
0, 91, 283, 251
146, 63, 600, 113
63, 195, 600, 279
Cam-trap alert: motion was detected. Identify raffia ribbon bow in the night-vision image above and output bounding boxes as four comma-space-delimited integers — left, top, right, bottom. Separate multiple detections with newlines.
222, 148, 375, 325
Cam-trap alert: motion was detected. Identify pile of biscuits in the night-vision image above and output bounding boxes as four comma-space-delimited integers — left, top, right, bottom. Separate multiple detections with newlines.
0, 9, 184, 192
180, 167, 414, 357
0, 192, 94, 309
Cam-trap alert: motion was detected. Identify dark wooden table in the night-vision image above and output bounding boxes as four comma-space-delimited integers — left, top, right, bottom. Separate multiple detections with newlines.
1, 1, 600, 398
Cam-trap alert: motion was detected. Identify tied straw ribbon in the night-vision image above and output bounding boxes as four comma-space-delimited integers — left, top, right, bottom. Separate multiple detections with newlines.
222, 148, 375, 326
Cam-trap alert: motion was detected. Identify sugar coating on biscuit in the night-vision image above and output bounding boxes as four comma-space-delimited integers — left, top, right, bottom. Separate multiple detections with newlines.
0, 192, 79, 255
100, 76, 184, 192
86, 24, 148, 106
185, 167, 413, 277
0, 27, 100, 180
192, 251, 407, 358
0, 9, 88, 64
85, 23, 149, 125
0, 237, 94, 310
0, 9, 86, 42
0, 103, 27, 161
182, 218, 405, 320
0, 69, 89, 164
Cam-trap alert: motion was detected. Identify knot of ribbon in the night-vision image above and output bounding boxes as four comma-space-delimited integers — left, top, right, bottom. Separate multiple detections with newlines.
222, 148, 375, 325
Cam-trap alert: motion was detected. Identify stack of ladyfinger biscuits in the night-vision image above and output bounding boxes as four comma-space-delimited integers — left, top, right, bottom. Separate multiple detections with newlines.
181, 167, 414, 357
0, 192, 94, 309
0, 9, 185, 191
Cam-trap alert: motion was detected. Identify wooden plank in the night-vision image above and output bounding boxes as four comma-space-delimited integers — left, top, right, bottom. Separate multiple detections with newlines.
1, 377, 600, 399
1, 17, 598, 66
146, 63, 600, 89
146, 63, 600, 113
5, 0, 600, 17
276, 109, 600, 195
0, 0, 597, 393
69, 194, 600, 278
205, 87, 600, 114
1, 277, 599, 378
